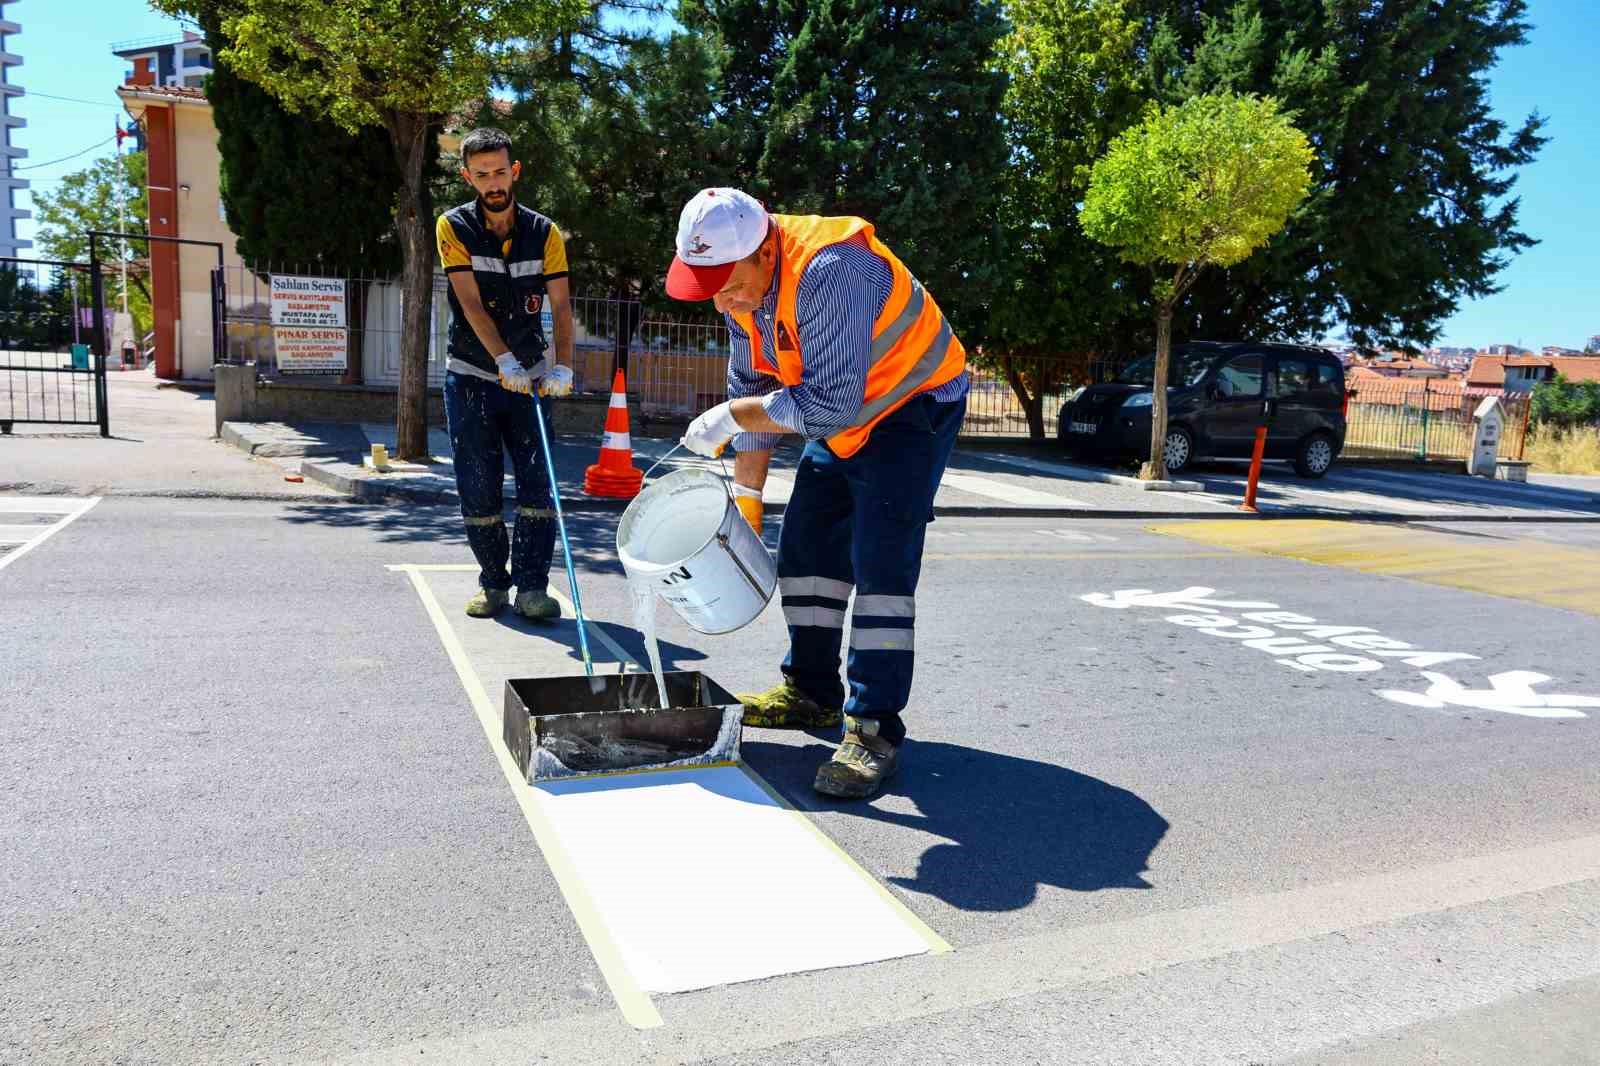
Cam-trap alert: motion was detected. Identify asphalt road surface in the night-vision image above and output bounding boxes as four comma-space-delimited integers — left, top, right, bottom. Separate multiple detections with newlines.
3, 495, 1597, 1064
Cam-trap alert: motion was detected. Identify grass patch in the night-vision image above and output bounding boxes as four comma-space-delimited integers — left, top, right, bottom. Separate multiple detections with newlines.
1526, 426, 1600, 474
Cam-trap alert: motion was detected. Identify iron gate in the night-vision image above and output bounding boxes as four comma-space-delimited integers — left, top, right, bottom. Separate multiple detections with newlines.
0, 257, 108, 437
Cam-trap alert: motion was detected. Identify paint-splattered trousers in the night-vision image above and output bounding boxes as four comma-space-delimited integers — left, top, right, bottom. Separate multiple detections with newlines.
776, 393, 966, 745
444, 370, 557, 594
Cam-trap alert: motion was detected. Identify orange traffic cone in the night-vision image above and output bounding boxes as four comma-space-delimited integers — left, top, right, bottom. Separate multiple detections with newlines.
583, 368, 644, 498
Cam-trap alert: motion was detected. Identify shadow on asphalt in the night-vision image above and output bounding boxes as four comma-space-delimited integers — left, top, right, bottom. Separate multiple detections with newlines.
490, 611, 709, 670
743, 738, 1169, 912
276, 503, 630, 572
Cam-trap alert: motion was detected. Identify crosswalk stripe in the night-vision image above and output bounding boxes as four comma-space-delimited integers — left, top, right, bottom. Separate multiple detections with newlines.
0, 496, 101, 575
0, 496, 84, 514
940, 472, 1082, 507
0, 525, 48, 543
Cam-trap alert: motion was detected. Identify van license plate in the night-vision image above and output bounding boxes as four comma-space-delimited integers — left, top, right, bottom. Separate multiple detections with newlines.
1070, 421, 1097, 435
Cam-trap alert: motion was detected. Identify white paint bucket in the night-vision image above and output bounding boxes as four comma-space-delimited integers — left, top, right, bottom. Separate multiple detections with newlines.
618, 468, 777, 634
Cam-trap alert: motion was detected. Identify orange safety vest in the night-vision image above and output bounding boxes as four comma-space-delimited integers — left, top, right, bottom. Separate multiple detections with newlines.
732, 214, 966, 458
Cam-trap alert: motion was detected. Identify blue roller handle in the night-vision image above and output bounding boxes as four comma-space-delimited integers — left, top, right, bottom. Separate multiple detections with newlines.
530, 389, 594, 677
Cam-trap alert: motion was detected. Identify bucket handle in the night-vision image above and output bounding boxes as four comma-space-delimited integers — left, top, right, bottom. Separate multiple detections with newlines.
640, 442, 739, 506
644, 444, 766, 597
716, 530, 770, 598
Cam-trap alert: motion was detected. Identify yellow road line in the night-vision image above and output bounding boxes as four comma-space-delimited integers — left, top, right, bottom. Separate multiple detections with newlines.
395, 564, 663, 1030
1149, 520, 1600, 617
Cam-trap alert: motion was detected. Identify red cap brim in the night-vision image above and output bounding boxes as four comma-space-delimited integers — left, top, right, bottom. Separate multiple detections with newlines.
666, 255, 737, 301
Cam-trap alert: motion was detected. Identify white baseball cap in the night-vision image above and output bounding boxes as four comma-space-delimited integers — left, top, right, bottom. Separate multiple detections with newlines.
666, 188, 769, 301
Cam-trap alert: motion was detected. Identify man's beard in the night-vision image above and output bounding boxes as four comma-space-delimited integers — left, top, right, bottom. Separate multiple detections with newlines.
481, 190, 511, 211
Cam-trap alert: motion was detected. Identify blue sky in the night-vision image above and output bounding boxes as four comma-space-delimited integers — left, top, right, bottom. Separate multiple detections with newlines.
9, 1, 1596, 350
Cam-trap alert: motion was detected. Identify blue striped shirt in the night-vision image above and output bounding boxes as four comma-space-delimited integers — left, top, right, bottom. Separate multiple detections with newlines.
725, 237, 969, 453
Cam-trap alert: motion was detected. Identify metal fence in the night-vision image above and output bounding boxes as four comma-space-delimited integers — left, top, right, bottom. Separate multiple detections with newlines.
213, 264, 1129, 437
1344, 378, 1529, 461
961, 355, 1116, 440
0, 258, 108, 436
218, 266, 732, 411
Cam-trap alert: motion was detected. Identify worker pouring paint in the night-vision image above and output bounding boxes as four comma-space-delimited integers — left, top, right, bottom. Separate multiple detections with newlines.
437, 127, 576, 620
666, 188, 968, 800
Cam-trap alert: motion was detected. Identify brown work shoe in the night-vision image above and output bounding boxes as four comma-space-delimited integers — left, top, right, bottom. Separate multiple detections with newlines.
736, 679, 842, 729
813, 716, 899, 800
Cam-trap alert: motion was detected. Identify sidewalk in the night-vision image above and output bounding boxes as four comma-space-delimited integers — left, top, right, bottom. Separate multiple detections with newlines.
8, 367, 1591, 522
1, 368, 341, 501
222, 416, 1600, 522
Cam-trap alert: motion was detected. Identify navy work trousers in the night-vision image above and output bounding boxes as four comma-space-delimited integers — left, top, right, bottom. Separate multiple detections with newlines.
443, 370, 557, 594
776, 393, 965, 745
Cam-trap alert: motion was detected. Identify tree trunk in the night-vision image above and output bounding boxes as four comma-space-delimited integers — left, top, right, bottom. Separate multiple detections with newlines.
1002, 359, 1046, 441
389, 111, 435, 460
1141, 303, 1173, 481
342, 278, 367, 387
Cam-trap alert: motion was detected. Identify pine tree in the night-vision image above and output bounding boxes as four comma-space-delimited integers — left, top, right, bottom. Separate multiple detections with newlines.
683, 0, 1010, 340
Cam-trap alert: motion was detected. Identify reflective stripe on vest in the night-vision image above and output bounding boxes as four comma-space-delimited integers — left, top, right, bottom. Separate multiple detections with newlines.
733, 214, 965, 458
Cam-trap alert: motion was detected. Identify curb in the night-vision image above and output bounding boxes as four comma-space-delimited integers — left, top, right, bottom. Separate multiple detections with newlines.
220, 420, 369, 459
1104, 474, 1204, 493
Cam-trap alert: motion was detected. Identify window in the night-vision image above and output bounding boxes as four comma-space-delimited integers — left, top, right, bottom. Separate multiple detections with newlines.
1215, 354, 1264, 398
1273, 357, 1316, 399
1116, 350, 1215, 387
1316, 363, 1343, 394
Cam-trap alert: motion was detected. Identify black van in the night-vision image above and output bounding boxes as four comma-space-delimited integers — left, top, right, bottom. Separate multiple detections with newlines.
1058, 342, 1346, 477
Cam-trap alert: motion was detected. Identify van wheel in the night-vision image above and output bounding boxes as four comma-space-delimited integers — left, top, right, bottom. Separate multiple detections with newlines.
1162, 426, 1194, 474
1295, 432, 1336, 478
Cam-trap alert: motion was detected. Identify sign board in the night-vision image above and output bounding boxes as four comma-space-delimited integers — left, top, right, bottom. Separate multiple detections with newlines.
270, 274, 347, 328
274, 326, 348, 374
108, 311, 136, 368
1468, 396, 1504, 477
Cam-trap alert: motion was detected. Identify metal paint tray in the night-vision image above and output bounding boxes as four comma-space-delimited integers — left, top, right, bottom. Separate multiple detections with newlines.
503, 671, 742, 782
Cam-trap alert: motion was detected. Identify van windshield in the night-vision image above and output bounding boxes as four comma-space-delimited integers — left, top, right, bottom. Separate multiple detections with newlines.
1115, 351, 1213, 387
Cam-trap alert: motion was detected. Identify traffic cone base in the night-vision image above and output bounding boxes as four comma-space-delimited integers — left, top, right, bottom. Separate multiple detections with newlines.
584, 369, 644, 499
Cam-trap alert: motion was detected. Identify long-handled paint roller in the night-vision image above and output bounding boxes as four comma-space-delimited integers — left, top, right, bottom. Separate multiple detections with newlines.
529, 387, 594, 679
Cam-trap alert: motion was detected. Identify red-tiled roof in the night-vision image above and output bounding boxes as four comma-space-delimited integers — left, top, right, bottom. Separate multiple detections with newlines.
1347, 373, 1500, 411
1467, 354, 1600, 387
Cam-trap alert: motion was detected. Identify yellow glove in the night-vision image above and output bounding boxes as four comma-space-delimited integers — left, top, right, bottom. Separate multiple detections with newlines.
732, 483, 763, 533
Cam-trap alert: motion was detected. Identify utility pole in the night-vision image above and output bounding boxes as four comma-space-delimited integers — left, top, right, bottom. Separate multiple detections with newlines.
116, 118, 128, 315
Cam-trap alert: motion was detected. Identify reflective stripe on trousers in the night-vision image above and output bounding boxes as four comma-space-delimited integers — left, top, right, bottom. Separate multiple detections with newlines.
774, 393, 965, 744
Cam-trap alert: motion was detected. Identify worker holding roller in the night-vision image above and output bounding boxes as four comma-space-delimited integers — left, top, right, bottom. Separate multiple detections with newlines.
437, 127, 576, 621
666, 188, 968, 800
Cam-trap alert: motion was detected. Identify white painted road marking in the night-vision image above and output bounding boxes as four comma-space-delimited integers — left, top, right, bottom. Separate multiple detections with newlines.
534, 766, 936, 994
394, 563, 662, 1029
0, 495, 86, 514
625, 450, 1091, 509
1376, 670, 1598, 719
394, 562, 948, 1023
940, 472, 1083, 507
0, 496, 100, 575
317, 830, 1600, 1064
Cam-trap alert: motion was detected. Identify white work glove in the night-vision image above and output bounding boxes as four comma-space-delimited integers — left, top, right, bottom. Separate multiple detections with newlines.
682, 400, 741, 458
731, 482, 763, 533
540, 363, 575, 398
494, 352, 533, 395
